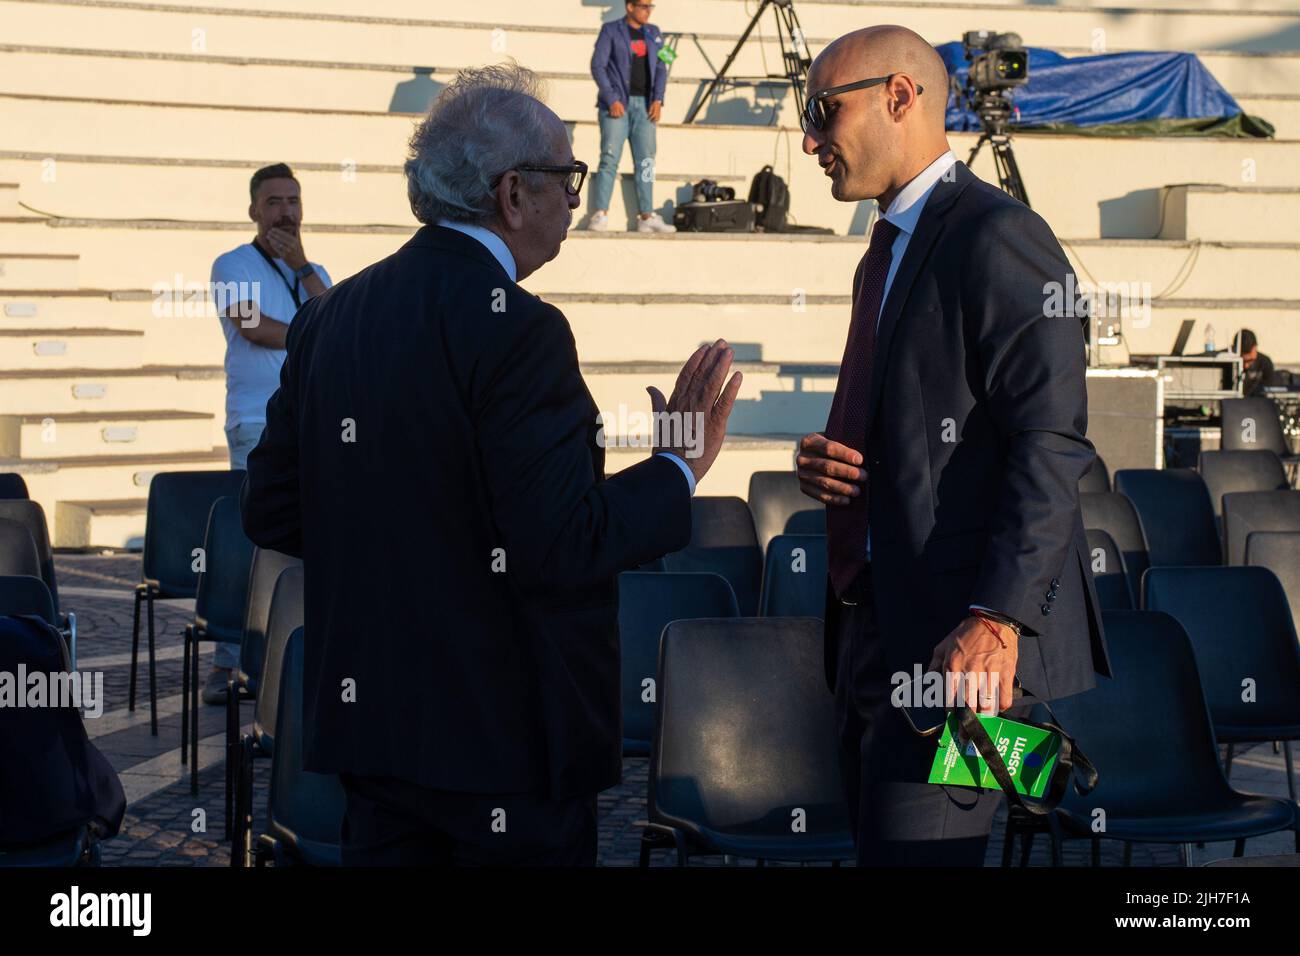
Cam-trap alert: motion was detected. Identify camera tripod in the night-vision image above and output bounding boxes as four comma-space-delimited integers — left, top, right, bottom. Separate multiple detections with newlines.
965, 93, 1030, 206
683, 0, 812, 124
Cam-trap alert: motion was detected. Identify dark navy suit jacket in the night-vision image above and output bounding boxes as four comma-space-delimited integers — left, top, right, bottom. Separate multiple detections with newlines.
824, 162, 1111, 703
591, 18, 668, 110
241, 225, 692, 800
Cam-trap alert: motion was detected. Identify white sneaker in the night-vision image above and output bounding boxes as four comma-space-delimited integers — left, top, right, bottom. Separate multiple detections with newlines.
587, 210, 610, 232
637, 212, 677, 234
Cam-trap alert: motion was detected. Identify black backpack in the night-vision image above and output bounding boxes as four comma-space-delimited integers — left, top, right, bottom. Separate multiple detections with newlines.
748, 165, 790, 233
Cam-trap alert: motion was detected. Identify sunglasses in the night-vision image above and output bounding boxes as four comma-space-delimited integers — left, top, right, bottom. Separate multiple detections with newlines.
491, 160, 589, 196
801, 73, 925, 134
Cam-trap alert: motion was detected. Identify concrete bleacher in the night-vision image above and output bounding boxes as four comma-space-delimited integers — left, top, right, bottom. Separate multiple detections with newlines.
2, 0, 1298, 546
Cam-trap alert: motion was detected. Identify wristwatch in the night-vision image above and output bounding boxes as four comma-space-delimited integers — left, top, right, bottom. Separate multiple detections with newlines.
293, 263, 315, 281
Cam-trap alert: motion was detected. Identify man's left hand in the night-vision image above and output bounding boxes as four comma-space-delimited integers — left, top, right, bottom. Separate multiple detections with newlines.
927, 616, 1018, 715
265, 227, 308, 270
648, 101, 662, 123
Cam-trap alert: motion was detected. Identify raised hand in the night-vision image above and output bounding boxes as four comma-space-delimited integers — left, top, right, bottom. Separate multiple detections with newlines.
647, 339, 743, 486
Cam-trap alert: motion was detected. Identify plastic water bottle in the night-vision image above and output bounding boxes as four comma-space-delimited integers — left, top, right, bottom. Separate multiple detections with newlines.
1204, 323, 1216, 354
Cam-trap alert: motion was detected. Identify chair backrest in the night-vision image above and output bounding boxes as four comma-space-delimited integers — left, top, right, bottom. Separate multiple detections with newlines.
1113, 469, 1221, 567
266, 626, 344, 865
1245, 531, 1300, 626
0, 501, 56, 612
0, 575, 57, 625
0, 474, 29, 500
1084, 528, 1133, 610
1047, 610, 1236, 817
141, 470, 247, 599
1219, 397, 1288, 456
649, 617, 850, 844
238, 548, 302, 688
1080, 492, 1148, 603
1221, 490, 1300, 567
618, 571, 738, 754
663, 496, 763, 614
746, 471, 826, 552
1144, 566, 1300, 735
252, 565, 305, 750
760, 534, 829, 617
1078, 454, 1111, 493
0, 518, 41, 579
193, 496, 256, 641
1197, 450, 1288, 519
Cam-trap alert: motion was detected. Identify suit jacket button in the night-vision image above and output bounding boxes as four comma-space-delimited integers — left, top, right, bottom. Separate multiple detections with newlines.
1046, 592, 1056, 602
1041, 604, 1052, 615
1051, 578, 1060, 588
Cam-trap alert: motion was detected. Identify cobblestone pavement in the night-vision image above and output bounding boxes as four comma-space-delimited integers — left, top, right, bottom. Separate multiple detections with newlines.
59, 553, 1296, 867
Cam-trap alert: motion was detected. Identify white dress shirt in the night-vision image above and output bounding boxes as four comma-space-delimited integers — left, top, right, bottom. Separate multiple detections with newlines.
436, 218, 696, 494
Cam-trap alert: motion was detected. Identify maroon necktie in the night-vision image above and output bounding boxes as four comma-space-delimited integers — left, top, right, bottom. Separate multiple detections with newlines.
824, 217, 901, 599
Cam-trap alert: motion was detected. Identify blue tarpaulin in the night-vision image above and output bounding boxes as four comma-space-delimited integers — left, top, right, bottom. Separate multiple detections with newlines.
936, 43, 1268, 136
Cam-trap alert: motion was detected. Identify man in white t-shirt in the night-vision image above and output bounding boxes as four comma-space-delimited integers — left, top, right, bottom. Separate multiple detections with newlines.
207, 162, 331, 704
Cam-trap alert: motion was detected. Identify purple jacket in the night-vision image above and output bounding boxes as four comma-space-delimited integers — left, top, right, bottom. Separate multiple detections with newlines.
591, 18, 668, 110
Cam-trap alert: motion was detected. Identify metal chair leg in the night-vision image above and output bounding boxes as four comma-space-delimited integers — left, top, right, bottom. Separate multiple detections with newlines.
224, 678, 239, 838
146, 592, 158, 735
1123, 841, 1133, 866
1234, 838, 1246, 857
1181, 843, 1195, 866
190, 633, 200, 795
129, 589, 141, 711
1283, 741, 1296, 802
1224, 742, 1235, 779
181, 627, 190, 764
1001, 817, 1016, 867
1019, 831, 1035, 867
1091, 836, 1101, 867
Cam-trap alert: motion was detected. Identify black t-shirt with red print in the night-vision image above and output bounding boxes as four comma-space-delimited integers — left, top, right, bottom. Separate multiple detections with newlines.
628, 26, 651, 99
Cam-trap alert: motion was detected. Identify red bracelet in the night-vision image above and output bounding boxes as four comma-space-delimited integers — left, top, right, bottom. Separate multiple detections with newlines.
971, 613, 1010, 648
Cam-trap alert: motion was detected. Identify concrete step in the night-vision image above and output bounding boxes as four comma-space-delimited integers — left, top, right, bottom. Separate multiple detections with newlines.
0, 150, 742, 237
0, 364, 225, 415
7, 445, 231, 542
5, 216, 1297, 302
0, 251, 78, 290
560, 293, 852, 363
150, 0, 1300, 21
1129, 298, 1300, 363
1235, 94, 1300, 138
606, 433, 797, 499
5, 0, 1297, 61
1, 44, 1292, 136
55, 498, 147, 549
0, 408, 217, 459
583, 361, 837, 437
1159, 184, 1300, 243
0, 325, 145, 369
5, 96, 1297, 241
0, 182, 19, 216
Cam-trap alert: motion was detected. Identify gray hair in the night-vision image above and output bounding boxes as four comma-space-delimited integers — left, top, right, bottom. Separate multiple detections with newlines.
405, 63, 555, 227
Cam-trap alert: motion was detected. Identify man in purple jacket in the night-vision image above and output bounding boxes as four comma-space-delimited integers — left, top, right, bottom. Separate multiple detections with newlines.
587, 2, 676, 233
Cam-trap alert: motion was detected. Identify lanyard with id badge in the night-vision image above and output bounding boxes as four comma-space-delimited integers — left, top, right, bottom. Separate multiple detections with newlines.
897, 676, 1098, 815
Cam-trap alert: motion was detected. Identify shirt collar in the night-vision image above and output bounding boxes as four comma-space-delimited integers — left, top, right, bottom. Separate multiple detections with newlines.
436, 218, 517, 282
881, 150, 958, 237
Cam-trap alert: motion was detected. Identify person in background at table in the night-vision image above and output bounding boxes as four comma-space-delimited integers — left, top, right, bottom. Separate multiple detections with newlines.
587, 1, 676, 233
206, 162, 331, 705
1235, 328, 1275, 397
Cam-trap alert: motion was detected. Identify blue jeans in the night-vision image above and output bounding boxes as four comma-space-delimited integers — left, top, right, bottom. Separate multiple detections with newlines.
215, 423, 263, 670
591, 96, 657, 215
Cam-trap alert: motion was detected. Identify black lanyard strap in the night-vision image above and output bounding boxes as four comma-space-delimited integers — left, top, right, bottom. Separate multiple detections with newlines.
251, 238, 303, 309
954, 697, 1098, 816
